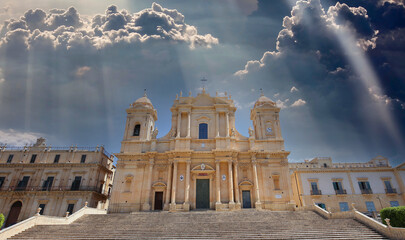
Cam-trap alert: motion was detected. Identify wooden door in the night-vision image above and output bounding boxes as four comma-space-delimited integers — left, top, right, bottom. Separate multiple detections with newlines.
154, 192, 163, 210
5, 201, 22, 227
196, 179, 210, 209
242, 190, 251, 208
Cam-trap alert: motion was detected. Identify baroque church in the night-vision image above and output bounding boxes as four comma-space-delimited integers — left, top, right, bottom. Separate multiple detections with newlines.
109, 89, 295, 212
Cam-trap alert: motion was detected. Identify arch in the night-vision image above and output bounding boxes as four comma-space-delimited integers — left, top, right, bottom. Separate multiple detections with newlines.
5, 201, 22, 227
133, 124, 141, 136
199, 123, 208, 139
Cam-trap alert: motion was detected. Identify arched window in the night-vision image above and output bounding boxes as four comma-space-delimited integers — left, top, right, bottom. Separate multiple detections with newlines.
133, 124, 141, 136
199, 123, 208, 139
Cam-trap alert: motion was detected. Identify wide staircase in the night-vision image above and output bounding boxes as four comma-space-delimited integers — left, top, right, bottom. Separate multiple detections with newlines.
9, 210, 388, 239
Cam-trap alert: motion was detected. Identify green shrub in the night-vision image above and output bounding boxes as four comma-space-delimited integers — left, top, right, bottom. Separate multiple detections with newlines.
0, 213, 5, 229
381, 206, 405, 228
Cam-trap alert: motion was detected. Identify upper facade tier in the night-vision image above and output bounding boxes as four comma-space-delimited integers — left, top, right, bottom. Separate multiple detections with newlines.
119, 89, 287, 154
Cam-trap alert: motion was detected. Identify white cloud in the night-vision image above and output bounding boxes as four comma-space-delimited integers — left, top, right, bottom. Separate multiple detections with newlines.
0, 129, 41, 146
75, 66, 91, 77
290, 86, 299, 93
291, 99, 307, 107
276, 99, 289, 109
274, 93, 280, 98
368, 88, 404, 109
0, 68, 4, 83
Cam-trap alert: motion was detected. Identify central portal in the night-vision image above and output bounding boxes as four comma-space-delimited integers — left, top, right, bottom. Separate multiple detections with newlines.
196, 179, 210, 209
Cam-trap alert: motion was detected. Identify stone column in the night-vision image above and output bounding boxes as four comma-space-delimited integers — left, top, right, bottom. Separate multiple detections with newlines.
164, 161, 173, 210
170, 160, 178, 211
142, 158, 154, 211
183, 160, 191, 210
252, 157, 262, 209
187, 112, 191, 138
177, 112, 181, 138
216, 112, 220, 137
215, 160, 221, 210
233, 161, 241, 208
226, 112, 230, 137
228, 160, 235, 209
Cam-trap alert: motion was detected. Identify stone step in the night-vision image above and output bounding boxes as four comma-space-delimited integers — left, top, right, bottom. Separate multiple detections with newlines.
9, 210, 388, 240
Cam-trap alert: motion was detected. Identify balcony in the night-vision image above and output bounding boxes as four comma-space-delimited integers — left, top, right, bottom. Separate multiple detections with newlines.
360, 189, 373, 194
1, 185, 109, 197
310, 189, 322, 195
335, 189, 347, 195
385, 188, 397, 194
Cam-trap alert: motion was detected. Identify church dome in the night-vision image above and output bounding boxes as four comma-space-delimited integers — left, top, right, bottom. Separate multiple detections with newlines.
131, 93, 154, 109
254, 94, 276, 108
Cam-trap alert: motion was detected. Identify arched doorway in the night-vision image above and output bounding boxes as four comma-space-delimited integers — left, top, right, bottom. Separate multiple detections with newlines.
5, 201, 22, 227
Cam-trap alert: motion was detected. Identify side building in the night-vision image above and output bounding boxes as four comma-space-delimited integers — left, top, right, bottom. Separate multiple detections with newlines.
290, 156, 405, 213
0, 138, 114, 227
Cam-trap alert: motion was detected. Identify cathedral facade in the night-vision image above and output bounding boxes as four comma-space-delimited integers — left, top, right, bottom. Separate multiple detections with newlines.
109, 89, 295, 212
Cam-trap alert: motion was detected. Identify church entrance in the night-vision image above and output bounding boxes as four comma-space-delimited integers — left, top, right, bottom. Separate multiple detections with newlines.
242, 191, 251, 208
5, 201, 22, 227
154, 192, 163, 210
196, 179, 209, 209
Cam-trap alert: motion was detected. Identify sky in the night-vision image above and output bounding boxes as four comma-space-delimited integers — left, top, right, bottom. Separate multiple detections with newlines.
0, 0, 404, 166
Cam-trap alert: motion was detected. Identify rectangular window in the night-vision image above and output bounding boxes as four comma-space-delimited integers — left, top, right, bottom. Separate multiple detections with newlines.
384, 180, 392, 190
38, 204, 46, 215
390, 201, 399, 207
80, 155, 86, 163
339, 202, 349, 212
199, 123, 208, 139
17, 176, 30, 191
332, 182, 342, 191
316, 203, 326, 210
358, 181, 372, 194
0, 177, 5, 188
30, 154, 37, 163
7, 154, 14, 163
310, 182, 321, 195
42, 177, 54, 191
71, 176, 82, 190
54, 154, 60, 163
365, 201, 376, 212
67, 204, 75, 215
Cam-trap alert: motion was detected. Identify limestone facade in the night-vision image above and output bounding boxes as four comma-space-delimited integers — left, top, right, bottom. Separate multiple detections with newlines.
109, 90, 295, 212
0, 138, 114, 227
290, 156, 405, 212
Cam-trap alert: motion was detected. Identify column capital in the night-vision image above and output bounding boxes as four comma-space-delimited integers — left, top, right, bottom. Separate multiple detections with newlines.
185, 159, 191, 164
215, 160, 221, 164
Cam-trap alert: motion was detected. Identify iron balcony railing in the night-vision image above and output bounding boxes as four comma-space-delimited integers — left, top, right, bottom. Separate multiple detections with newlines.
361, 189, 373, 194
385, 188, 397, 194
1, 185, 109, 197
310, 189, 322, 195
335, 189, 347, 195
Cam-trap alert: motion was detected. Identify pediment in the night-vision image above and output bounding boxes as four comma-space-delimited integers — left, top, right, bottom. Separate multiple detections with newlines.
193, 94, 215, 106
192, 163, 215, 171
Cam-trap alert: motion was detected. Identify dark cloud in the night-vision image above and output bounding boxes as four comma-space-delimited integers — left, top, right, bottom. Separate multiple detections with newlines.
235, 0, 405, 164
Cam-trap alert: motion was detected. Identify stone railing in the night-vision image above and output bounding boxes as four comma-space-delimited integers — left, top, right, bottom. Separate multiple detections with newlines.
0, 203, 106, 240
309, 201, 405, 240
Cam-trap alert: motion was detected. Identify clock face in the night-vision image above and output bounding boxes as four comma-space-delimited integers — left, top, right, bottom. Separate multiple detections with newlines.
266, 127, 272, 133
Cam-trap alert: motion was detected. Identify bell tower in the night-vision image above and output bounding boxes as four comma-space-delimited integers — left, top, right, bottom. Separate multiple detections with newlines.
250, 93, 282, 140
123, 92, 157, 142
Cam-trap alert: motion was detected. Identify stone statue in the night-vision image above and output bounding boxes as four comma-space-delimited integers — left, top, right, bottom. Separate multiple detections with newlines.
152, 128, 158, 139
248, 127, 254, 137
230, 128, 236, 137
169, 129, 176, 138
33, 137, 46, 147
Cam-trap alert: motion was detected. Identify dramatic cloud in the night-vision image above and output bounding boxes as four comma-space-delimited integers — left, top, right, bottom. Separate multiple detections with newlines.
0, 129, 41, 146
0, 3, 219, 147
234, 0, 405, 164
0, 3, 218, 53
